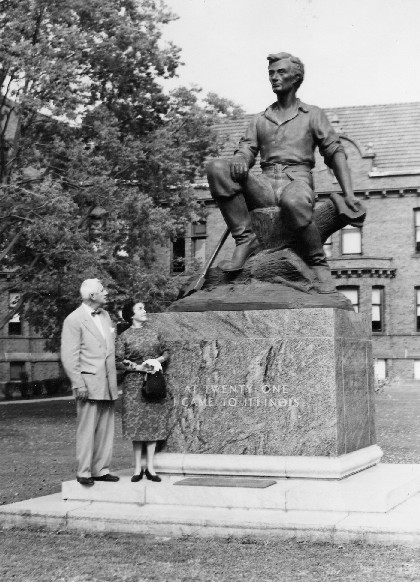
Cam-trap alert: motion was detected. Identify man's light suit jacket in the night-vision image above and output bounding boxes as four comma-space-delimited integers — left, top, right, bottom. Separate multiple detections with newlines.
61, 305, 118, 400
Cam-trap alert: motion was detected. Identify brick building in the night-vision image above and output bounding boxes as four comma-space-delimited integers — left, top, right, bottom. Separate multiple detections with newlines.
2, 101, 420, 389
0, 281, 62, 391
172, 102, 420, 383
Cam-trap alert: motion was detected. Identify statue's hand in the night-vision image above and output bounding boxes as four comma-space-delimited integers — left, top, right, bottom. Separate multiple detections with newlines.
229, 157, 248, 182
341, 193, 360, 212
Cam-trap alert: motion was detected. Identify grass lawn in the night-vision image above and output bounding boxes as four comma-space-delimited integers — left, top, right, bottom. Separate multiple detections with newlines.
374, 385, 420, 464
2, 530, 420, 582
0, 399, 132, 506
1, 385, 420, 581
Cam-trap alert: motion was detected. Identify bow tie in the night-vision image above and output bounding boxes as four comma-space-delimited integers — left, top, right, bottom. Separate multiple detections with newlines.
91, 309, 102, 317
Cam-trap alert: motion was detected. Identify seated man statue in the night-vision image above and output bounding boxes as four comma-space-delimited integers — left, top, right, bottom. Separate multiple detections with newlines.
206, 52, 359, 293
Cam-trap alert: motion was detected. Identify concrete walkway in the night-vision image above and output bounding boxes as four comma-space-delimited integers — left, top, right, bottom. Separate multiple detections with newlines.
0, 390, 122, 405
0, 395, 73, 405
3, 465, 420, 546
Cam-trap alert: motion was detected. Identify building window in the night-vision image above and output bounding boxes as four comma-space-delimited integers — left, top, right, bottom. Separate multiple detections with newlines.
8, 292, 22, 335
191, 220, 207, 237
374, 359, 387, 380
414, 361, 420, 381
416, 288, 420, 332
323, 236, 332, 258
372, 286, 384, 332
341, 225, 362, 255
171, 237, 185, 273
337, 286, 359, 312
414, 209, 420, 252
191, 220, 207, 266
10, 361, 26, 382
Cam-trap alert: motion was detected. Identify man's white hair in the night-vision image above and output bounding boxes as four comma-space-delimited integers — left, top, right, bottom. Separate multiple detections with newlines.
80, 278, 102, 301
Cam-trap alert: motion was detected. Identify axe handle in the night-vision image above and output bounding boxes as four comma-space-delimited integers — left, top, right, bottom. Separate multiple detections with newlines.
182, 227, 230, 297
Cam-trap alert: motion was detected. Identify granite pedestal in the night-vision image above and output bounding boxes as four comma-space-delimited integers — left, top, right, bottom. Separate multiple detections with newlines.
145, 307, 378, 479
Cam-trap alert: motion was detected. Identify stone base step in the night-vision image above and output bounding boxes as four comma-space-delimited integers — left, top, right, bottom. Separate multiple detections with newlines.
4, 479, 420, 546
152, 446, 383, 480
62, 464, 420, 514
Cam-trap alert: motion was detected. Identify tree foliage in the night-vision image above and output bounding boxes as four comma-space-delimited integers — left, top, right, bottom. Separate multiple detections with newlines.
0, 0, 243, 348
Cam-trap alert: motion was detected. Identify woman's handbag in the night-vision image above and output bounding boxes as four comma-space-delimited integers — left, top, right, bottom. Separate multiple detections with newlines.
142, 371, 167, 401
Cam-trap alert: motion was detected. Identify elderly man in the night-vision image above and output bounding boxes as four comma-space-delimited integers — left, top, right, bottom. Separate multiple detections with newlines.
206, 52, 359, 293
61, 278, 119, 486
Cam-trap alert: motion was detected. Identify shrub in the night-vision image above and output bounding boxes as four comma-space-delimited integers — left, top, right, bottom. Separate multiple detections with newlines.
44, 377, 71, 396
4, 377, 71, 400
18, 380, 45, 398
3, 381, 20, 399
18, 381, 32, 398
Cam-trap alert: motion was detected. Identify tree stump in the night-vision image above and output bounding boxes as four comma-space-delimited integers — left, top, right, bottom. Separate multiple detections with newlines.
249, 197, 348, 251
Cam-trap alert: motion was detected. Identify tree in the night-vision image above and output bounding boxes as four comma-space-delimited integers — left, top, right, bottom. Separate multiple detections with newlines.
0, 0, 243, 349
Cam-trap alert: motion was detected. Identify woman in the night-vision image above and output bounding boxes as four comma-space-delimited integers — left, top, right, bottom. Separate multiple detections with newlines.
115, 301, 170, 483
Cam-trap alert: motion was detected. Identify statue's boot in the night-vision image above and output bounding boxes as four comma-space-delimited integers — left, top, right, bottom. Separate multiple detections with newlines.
217, 196, 260, 272
300, 221, 336, 294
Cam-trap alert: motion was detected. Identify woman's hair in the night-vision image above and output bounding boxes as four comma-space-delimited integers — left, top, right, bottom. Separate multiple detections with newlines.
121, 300, 143, 323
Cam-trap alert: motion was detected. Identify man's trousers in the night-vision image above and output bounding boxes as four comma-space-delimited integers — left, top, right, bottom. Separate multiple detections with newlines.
76, 400, 115, 479
206, 159, 315, 231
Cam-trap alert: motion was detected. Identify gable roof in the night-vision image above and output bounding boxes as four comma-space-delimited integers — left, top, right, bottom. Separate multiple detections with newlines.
324, 102, 420, 171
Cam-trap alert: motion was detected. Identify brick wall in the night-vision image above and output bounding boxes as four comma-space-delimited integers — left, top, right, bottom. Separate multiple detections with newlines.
32, 361, 62, 380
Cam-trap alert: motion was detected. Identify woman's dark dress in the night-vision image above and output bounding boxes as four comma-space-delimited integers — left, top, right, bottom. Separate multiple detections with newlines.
115, 326, 171, 441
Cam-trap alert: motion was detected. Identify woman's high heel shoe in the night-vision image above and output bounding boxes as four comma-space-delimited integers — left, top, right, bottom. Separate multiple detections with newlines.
131, 469, 144, 482
144, 468, 161, 482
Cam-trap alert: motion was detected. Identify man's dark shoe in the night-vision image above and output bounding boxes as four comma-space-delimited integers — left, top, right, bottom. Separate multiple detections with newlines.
77, 476, 94, 486
219, 235, 260, 272
92, 474, 120, 482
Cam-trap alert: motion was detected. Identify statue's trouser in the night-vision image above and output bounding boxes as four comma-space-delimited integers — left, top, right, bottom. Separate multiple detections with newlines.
206, 159, 332, 279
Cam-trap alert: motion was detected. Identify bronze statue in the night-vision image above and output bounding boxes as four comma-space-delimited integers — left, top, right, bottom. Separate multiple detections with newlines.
87, 206, 108, 244
206, 52, 360, 294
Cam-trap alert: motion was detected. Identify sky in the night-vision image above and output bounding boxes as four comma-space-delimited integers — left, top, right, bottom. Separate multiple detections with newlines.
161, 0, 420, 113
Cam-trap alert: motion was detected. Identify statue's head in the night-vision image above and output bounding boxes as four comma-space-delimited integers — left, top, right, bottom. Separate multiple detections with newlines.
267, 52, 305, 91
87, 206, 108, 242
